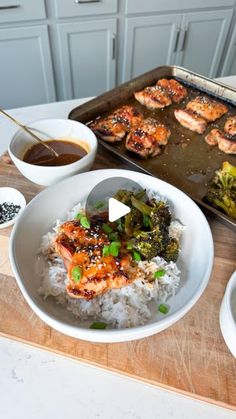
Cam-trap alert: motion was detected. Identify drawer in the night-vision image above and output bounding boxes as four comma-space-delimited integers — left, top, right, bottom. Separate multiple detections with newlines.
125, 0, 235, 14
0, 0, 46, 23
55, 0, 117, 18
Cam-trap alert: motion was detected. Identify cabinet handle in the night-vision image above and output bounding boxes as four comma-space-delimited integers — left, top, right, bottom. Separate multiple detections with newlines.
112, 34, 116, 60
174, 28, 180, 52
74, 0, 101, 4
181, 27, 188, 52
0, 4, 20, 9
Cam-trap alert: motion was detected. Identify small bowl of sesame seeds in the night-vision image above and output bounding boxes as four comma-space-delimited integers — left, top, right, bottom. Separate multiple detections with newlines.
0, 187, 26, 229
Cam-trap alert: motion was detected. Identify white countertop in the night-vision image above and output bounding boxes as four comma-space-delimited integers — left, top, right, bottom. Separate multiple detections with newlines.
1, 76, 236, 419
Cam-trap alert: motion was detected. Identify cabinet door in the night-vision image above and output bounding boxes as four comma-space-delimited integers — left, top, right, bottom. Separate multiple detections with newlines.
57, 19, 116, 100
122, 14, 182, 82
220, 23, 236, 76
0, 25, 56, 109
177, 10, 233, 78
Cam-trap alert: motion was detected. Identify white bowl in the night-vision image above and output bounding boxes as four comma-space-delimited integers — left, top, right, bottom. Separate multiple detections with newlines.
9, 169, 214, 343
0, 187, 26, 229
8, 119, 97, 186
220, 271, 236, 357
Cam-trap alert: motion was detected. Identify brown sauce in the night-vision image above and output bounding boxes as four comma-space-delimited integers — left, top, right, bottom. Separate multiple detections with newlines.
23, 139, 87, 166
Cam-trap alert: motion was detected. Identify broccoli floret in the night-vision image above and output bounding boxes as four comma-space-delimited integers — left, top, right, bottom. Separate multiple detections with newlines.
149, 200, 171, 228
131, 196, 171, 228
112, 188, 181, 262
113, 189, 146, 206
160, 238, 179, 262
124, 208, 143, 236
205, 161, 236, 219
133, 226, 169, 260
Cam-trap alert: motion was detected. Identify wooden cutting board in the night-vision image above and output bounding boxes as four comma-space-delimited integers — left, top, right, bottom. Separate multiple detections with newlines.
0, 148, 236, 410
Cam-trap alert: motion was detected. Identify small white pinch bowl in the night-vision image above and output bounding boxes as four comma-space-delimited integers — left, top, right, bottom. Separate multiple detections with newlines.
0, 187, 26, 229
8, 119, 97, 186
220, 271, 236, 358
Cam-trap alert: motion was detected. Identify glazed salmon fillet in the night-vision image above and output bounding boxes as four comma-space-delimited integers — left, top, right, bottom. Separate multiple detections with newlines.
175, 95, 228, 134
205, 129, 236, 154
91, 115, 126, 143
186, 96, 228, 122
157, 79, 187, 103
112, 105, 143, 129
224, 115, 236, 136
55, 219, 137, 300
91, 105, 142, 143
174, 109, 207, 134
125, 117, 171, 158
134, 85, 172, 110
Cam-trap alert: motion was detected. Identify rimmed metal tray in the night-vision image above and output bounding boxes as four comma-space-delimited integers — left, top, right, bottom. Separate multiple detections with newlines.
69, 66, 236, 230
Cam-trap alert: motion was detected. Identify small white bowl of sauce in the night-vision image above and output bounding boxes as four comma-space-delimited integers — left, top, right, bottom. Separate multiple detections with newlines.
8, 119, 97, 186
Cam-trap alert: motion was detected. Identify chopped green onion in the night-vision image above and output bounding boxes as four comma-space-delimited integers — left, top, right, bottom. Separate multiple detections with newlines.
72, 266, 82, 283
75, 212, 82, 220
102, 245, 110, 257
102, 223, 113, 234
94, 201, 105, 209
133, 250, 141, 261
154, 269, 166, 279
126, 242, 133, 250
158, 303, 169, 314
109, 232, 118, 241
143, 214, 150, 227
109, 241, 121, 257
90, 322, 107, 329
80, 216, 90, 229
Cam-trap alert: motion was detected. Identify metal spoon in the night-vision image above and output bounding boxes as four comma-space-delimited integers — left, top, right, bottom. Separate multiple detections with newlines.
0, 108, 59, 158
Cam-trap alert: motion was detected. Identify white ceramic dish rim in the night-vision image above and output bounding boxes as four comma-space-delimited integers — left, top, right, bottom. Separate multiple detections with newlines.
219, 271, 236, 357
224, 271, 236, 325
8, 118, 96, 169
9, 169, 214, 343
0, 187, 26, 229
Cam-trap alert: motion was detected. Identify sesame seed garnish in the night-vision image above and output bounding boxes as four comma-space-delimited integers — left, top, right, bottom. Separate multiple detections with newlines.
0, 202, 21, 224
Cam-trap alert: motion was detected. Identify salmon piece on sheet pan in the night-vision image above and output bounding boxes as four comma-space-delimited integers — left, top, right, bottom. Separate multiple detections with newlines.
126, 117, 171, 158
91, 105, 143, 143
205, 129, 236, 154
157, 78, 187, 103
134, 85, 172, 110
174, 109, 208, 134
186, 96, 228, 122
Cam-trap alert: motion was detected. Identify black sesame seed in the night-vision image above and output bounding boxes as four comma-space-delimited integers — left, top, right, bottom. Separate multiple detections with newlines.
0, 202, 21, 224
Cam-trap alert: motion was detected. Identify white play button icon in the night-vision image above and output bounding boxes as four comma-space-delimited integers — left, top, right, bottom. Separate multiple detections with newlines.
85, 177, 141, 220
108, 197, 130, 222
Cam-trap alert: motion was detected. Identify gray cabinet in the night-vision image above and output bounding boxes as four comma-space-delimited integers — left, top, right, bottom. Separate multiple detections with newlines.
0, 1, 235, 109
122, 9, 233, 82
176, 10, 233, 78
57, 19, 117, 99
220, 23, 236, 77
122, 14, 182, 82
0, 25, 56, 108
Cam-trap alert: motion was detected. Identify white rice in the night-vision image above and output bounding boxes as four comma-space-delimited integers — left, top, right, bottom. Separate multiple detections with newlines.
38, 195, 185, 328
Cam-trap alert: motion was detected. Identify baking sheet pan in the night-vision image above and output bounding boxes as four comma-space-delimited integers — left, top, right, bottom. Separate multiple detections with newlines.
69, 66, 236, 230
